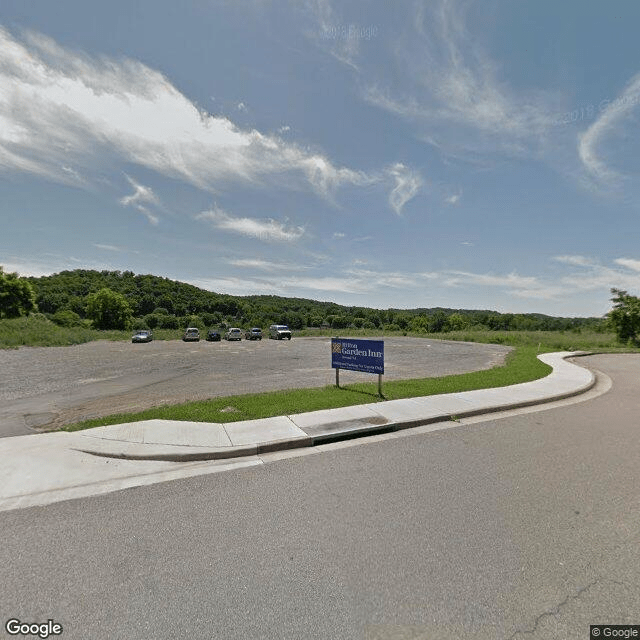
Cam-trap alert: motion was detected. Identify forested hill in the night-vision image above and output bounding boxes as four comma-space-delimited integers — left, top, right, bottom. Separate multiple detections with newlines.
27, 269, 602, 332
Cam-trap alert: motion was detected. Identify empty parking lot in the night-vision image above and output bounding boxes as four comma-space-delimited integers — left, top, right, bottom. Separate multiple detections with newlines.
0, 336, 511, 437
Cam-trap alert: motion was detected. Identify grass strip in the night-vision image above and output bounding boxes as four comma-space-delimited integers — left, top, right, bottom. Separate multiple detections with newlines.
64, 345, 551, 431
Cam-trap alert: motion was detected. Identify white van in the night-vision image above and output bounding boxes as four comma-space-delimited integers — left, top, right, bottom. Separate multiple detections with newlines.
269, 324, 291, 340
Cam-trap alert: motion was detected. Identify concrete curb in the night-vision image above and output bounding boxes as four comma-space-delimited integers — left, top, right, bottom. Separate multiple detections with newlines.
72, 352, 597, 462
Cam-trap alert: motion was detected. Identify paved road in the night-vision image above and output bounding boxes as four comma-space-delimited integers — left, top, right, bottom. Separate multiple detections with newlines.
0, 337, 509, 437
0, 354, 637, 639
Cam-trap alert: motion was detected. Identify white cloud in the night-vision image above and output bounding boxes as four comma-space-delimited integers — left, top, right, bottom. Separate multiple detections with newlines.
362, 1, 558, 159
0, 26, 367, 199
228, 258, 297, 271
333, 232, 346, 239
196, 205, 305, 242
387, 163, 422, 215
120, 175, 160, 209
550, 255, 640, 295
237, 102, 247, 112
446, 192, 461, 205
553, 255, 599, 267
615, 258, 640, 272
119, 175, 161, 225
189, 276, 281, 296
93, 243, 122, 252
0, 254, 116, 277
578, 73, 640, 186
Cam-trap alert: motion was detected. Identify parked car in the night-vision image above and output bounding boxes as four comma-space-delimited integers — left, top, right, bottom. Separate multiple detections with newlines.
206, 329, 221, 342
182, 327, 200, 341
245, 327, 262, 340
269, 324, 292, 340
132, 330, 153, 343
224, 327, 242, 341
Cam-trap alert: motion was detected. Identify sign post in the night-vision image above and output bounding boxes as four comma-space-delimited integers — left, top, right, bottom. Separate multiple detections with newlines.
331, 338, 385, 397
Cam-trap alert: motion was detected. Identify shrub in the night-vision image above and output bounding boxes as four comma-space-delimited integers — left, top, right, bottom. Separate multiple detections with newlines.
158, 315, 179, 329
51, 309, 83, 327
131, 318, 149, 330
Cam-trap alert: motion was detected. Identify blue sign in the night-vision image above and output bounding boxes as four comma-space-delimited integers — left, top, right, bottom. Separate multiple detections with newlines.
331, 338, 384, 374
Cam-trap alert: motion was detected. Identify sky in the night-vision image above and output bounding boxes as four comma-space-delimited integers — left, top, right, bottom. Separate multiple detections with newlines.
1, 0, 640, 318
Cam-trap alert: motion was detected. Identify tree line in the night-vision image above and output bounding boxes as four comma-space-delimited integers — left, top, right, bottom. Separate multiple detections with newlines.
1, 267, 639, 344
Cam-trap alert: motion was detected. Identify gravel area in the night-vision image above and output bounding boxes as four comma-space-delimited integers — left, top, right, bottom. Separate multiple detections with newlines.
0, 336, 510, 436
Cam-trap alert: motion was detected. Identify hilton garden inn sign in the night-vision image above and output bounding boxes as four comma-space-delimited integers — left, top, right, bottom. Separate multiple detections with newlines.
331, 337, 385, 396
331, 338, 384, 374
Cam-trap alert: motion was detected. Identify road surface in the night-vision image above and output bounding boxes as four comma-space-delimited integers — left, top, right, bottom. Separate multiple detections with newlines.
0, 354, 637, 639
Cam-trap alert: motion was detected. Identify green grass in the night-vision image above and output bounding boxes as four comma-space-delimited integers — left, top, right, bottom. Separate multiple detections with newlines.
0, 315, 185, 348
416, 329, 630, 352
64, 345, 553, 431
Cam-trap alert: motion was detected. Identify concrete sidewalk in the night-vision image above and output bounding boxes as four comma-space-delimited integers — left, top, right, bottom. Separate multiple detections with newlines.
66, 351, 595, 460
0, 352, 596, 512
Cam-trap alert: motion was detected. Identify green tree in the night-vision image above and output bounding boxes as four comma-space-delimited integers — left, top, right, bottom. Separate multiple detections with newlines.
0, 267, 37, 318
429, 310, 447, 333
85, 288, 133, 330
444, 313, 467, 332
608, 288, 640, 346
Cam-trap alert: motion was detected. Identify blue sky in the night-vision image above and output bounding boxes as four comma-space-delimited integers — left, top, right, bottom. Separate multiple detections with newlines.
1, 0, 639, 317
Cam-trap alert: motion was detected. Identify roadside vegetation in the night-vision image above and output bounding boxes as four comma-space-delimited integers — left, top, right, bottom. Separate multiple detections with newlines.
2, 266, 639, 431
64, 344, 553, 431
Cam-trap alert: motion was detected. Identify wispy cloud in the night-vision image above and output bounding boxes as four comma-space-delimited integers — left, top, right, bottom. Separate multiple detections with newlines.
362, 1, 558, 159
189, 276, 281, 296
553, 255, 640, 294
387, 163, 422, 215
553, 255, 599, 268
0, 26, 367, 200
578, 73, 640, 187
196, 205, 306, 242
304, 0, 360, 70
119, 175, 161, 225
93, 243, 122, 252
207, 257, 640, 301
228, 258, 299, 271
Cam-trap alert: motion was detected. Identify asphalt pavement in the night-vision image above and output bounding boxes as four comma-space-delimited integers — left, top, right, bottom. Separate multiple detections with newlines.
0, 352, 593, 511
0, 353, 638, 639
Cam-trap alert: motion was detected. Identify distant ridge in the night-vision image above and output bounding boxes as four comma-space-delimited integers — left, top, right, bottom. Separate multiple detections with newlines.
26, 269, 602, 332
